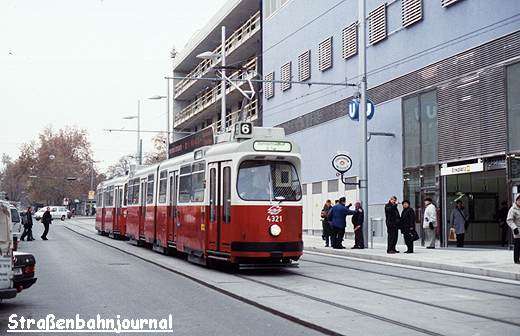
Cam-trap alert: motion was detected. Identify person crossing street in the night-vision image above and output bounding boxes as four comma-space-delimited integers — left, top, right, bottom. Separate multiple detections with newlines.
41, 207, 52, 240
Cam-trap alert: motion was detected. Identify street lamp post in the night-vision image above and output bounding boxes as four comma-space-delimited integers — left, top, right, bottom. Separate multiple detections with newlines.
123, 100, 141, 165
359, 0, 369, 248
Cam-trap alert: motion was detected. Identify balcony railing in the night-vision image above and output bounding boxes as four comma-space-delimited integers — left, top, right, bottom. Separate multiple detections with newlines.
174, 58, 257, 128
174, 11, 261, 98
211, 98, 258, 132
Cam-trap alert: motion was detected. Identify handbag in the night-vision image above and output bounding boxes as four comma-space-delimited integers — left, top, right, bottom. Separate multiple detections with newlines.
448, 227, 456, 241
408, 229, 420, 241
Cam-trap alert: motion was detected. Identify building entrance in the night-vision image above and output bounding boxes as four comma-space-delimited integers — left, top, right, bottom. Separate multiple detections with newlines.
444, 169, 507, 245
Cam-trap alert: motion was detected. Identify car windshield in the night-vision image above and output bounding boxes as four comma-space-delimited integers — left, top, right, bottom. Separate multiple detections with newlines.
237, 161, 302, 201
10, 209, 20, 223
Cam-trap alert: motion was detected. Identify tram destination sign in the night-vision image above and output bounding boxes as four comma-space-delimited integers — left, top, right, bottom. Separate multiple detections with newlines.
253, 141, 292, 152
168, 127, 214, 159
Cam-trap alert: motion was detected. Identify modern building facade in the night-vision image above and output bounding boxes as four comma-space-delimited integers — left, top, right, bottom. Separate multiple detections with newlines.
172, 0, 262, 136
262, 0, 520, 245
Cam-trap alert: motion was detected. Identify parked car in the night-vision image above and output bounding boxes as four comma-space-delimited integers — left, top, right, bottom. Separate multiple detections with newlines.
34, 206, 69, 221
12, 251, 37, 293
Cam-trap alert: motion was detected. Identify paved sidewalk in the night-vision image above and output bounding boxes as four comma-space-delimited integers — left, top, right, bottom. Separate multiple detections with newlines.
304, 235, 520, 281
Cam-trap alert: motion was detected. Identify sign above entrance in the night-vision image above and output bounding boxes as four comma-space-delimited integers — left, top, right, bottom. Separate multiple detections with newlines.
440, 162, 484, 176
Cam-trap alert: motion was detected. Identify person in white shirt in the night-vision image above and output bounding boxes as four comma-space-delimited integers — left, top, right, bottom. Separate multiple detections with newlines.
423, 198, 437, 249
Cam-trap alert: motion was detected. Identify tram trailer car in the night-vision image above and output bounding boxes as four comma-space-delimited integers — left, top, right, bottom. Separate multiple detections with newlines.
95, 177, 127, 239
98, 126, 303, 267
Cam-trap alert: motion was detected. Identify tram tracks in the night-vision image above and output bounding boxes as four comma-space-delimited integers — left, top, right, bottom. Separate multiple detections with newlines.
65, 223, 520, 336
275, 270, 520, 328
300, 254, 520, 300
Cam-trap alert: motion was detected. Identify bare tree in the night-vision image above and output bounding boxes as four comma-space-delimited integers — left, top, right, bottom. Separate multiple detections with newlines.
143, 133, 167, 165
0, 127, 100, 205
105, 155, 133, 178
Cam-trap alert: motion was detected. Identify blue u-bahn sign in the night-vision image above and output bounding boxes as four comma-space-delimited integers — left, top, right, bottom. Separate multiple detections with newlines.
347, 99, 375, 121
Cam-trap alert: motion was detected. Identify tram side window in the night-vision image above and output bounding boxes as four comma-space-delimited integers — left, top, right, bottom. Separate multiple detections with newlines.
191, 162, 205, 202
109, 186, 115, 206
123, 184, 128, 206
179, 165, 192, 203
146, 174, 155, 204
158, 171, 167, 204
223, 167, 231, 223
127, 178, 140, 205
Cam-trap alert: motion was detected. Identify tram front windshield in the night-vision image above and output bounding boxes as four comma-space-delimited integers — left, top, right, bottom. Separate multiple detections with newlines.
237, 161, 302, 201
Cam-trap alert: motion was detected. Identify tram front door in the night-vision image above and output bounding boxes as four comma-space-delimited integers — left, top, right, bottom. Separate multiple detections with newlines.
208, 161, 232, 253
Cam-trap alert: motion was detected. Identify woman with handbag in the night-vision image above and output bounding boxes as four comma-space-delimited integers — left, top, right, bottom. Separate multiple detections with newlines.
450, 200, 468, 248
401, 200, 418, 253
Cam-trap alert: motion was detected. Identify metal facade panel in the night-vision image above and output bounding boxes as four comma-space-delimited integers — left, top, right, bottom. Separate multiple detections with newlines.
402, 0, 423, 28
436, 67, 507, 162
342, 22, 358, 59
368, 3, 387, 45
441, 0, 463, 8
264, 72, 275, 99
298, 50, 311, 81
280, 61, 292, 91
318, 36, 333, 71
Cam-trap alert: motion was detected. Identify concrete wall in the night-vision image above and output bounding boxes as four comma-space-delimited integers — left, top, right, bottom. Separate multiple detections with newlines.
262, 0, 520, 231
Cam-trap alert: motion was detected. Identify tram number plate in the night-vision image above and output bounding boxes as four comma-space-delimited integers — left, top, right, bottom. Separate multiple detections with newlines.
267, 215, 283, 223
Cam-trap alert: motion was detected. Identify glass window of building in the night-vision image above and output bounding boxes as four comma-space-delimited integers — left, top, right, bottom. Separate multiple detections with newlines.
420, 91, 438, 165
507, 62, 520, 152
403, 90, 438, 167
403, 96, 420, 167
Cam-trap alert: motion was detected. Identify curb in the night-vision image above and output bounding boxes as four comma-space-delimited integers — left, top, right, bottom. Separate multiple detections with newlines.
304, 246, 520, 281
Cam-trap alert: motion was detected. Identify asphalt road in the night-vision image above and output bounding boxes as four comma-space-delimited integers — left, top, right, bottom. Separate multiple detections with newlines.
0, 221, 321, 336
3, 219, 520, 336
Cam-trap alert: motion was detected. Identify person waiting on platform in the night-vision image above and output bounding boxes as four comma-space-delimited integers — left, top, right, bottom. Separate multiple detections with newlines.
321, 200, 333, 247
506, 195, 520, 264
450, 200, 468, 248
327, 197, 356, 249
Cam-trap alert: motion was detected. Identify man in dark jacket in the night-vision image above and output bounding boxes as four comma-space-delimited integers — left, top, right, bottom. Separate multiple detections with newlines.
328, 197, 356, 249
385, 196, 400, 254
321, 200, 333, 247
41, 207, 52, 240
20, 206, 34, 241
351, 202, 364, 249
401, 200, 416, 253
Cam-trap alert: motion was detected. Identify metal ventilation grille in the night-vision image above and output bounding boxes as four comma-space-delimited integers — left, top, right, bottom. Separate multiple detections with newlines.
342, 22, 358, 59
298, 50, 311, 81
441, 0, 462, 7
280, 62, 292, 91
318, 37, 333, 71
402, 0, 423, 27
368, 4, 387, 45
264, 72, 275, 99
438, 67, 507, 161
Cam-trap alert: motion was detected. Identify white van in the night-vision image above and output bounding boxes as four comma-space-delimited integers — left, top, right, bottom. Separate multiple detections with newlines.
34, 206, 69, 221
0, 201, 17, 299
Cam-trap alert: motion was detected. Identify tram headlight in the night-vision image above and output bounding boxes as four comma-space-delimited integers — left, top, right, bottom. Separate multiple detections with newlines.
269, 224, 281, 237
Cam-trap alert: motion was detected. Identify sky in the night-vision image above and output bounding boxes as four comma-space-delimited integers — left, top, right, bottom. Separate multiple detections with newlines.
0, 0, 226, 171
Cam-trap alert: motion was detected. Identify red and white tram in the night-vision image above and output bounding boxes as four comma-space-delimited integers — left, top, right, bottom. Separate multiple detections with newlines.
95, 176, 127, 239
96, 125, 303, 266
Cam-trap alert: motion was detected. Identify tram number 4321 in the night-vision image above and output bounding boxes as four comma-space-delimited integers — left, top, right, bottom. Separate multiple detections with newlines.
267, 215, 283, 223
